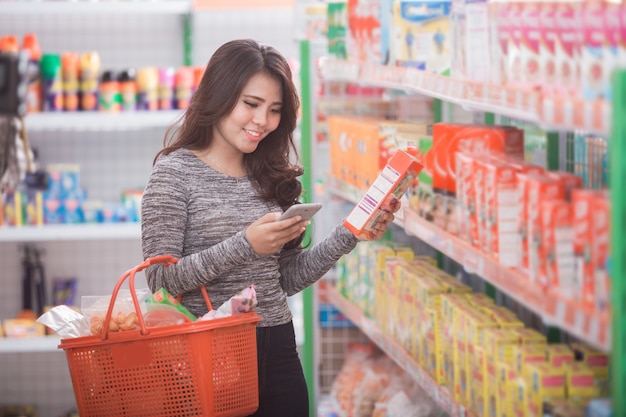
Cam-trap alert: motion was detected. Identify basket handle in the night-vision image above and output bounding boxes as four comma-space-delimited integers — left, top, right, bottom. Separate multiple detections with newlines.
100, 255, 214, 340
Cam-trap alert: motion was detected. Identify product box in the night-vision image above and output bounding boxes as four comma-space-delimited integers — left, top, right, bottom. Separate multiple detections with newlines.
539, 0, 558, 95
547, 170, 583, 201
327, 1, 348, 59
580, 0, 607, 101
572, 188, 607, 307
484, 158, 518, 265
390, 0, 452, 72
422, 307, 444, 383
570, 343, 610, 396
347, 0, 383, 64
463, 310, 499, 407
553, 0, 582, 98
514, 343, 547, 375
506, 0, 524, 87
541, 199, 575, 296
344, 149, 423, 237
470, 344, 488, 417
518, 0, 542, 89
441, 294, 473, 393
496, 360, 517, 417
525, 173, 565, 285
481, 305, 524, 329
565, 362, 598, 400
524, 362, 566, 417
511, 327, 548, 345
591, 192, 610, 313
545, 343, 575, 367
488, 0, 511, 85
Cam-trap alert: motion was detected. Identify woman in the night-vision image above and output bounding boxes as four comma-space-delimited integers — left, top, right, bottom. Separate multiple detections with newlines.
141, 38, 398, 416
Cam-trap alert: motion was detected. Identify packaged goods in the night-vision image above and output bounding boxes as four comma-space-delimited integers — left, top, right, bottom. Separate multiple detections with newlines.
344, 150, 423, 238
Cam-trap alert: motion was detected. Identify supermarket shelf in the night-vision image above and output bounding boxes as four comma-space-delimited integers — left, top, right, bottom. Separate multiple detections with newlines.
0, 1, 192, 14
318, 58, 610, 136
401, 209, 611, 352
327, 178, 611, 351
0, 336, 62, 353
23, 110, 183, 132
0, 223, 141, 242
326, 284, 468, 417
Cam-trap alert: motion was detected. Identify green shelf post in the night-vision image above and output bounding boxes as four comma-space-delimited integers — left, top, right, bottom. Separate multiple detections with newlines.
483, 111, 497, 301
298, 39, 316, 417
181, 12, 192, 66
546, 132, 560, 171
545, 131, 562, 343
610, 70, 626, 417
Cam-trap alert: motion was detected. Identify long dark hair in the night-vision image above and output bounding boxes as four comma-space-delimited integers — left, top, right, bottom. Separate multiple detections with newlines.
155, 39, 306, 248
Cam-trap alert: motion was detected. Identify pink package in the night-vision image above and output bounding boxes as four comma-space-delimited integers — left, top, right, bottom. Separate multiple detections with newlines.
200, 285, 258, 320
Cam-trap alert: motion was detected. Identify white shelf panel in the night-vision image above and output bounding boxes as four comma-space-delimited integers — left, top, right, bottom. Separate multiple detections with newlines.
23, 110, 183, 132
319, 58, 611, 136
0, 1, 192, 14
0, 336, 62, 353
0, 223, 141, 242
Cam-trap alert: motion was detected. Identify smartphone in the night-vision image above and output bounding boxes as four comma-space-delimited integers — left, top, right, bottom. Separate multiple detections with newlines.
277, 203, 323, 221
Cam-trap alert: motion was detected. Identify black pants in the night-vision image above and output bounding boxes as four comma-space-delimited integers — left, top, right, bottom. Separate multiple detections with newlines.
248, 321, 309, 417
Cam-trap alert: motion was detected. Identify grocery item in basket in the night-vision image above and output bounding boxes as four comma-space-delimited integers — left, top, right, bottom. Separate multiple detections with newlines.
200, 285, 257, 320
145, 287, 198, 322
81, 288, 152, 335
36, 304, 89, 338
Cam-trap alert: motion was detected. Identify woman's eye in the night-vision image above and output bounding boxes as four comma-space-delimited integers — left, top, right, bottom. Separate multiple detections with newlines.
271, 108, 282, 114
244, 101, 258, 108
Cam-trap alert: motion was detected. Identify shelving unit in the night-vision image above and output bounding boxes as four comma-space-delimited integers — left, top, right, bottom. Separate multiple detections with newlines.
0, 223, 141, 242
0, 336, 61, 354
0, 1, 192, 14
319, 58, 611, 136
326, 284, 468, 417
309, 55, 620, 415
23, 110, 183, 132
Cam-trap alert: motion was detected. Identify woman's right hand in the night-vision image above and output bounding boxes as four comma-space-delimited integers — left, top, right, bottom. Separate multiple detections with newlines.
245, 212, 309, 255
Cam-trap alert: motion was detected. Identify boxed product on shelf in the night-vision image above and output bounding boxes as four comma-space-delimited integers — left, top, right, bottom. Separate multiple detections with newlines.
344, 149, 423, 238
346, 0, 383, 64
390, 0, 452, 74
541, 199, 576, 296
524, 362, 567, 417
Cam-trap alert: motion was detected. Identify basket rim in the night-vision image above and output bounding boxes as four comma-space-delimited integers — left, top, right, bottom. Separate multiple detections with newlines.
58, 311, 261, 350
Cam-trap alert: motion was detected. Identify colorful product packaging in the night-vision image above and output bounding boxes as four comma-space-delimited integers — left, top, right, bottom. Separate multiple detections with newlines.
540, 199, 576, 296
344, 149, 423, 237
391, 0, 452, 72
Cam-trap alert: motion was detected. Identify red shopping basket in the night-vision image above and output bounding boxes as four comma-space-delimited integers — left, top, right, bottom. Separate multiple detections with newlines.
58, 255, 261, 417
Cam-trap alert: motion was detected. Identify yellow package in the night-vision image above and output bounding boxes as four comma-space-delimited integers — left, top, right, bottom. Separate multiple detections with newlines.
484, 327, 521, 364
463, 310, 499, 407
565, 362, 598, 400
480, 305, 525, 329
496, 360, 518, 417
524, 362, 566, 417
422, 307, 444, 383
545, 343, 575, 367
569, 342, 610, 396
470, 344, 488, 417
514, 344, 547, 375
511, 327, 548, 345
441, 294, 473, 394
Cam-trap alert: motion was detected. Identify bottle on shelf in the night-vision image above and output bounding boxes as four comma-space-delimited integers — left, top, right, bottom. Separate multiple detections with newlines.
21, 33, 42, 114
98, 69, 120, 113
40, 53, 63, 112
79, 51, 101, 111
136, 66, 159, 111
61, 51, 80, 112
118, 68, 138, 111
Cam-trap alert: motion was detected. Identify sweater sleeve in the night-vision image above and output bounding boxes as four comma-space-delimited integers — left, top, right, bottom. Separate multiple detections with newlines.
278, 222, 359, 296
141, 156, 256, 296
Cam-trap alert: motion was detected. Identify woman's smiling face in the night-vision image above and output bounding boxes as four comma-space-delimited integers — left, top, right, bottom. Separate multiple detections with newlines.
213, 72, 283, 155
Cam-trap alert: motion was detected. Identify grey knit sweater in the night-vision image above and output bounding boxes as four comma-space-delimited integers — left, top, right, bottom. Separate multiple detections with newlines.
141, 148, 359, 327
